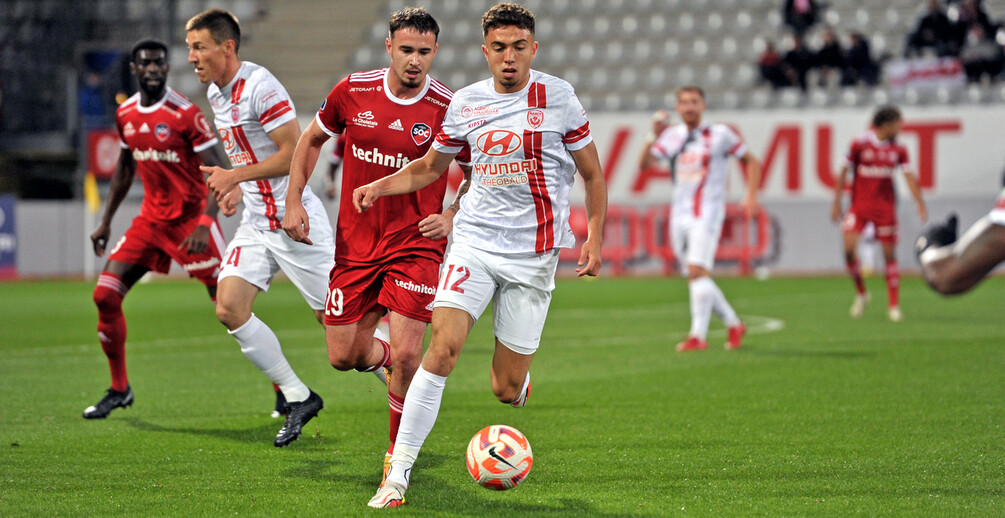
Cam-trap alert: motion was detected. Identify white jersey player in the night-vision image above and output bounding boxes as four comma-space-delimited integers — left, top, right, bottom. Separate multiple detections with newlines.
185, 8, 333, 447
358, 4, 607, 508
640, 86, 762, 352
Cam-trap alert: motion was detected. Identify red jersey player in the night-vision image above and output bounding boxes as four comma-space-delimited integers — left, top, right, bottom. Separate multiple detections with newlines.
84, 39, 230, 419
284, 7, 471, 484
831, 105, 927, 322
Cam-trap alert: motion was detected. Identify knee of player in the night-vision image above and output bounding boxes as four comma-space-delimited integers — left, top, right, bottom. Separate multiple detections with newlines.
491, 379, 522, 404
93, 285, 123, 312
327, 351, 359, 371
214, 303, 245, 329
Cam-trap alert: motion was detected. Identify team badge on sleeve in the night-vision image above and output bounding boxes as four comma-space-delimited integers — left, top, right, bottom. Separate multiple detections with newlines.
411, 123, 432, 146
527, 109, 544, 129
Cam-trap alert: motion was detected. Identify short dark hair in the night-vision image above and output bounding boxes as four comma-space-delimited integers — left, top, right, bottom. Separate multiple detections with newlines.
389, 7, 439, 41
186, 8, 241, 53
481, 3, 535, 37
676, 85, 706, 100
872, 105, 902, 127
131, 39, 168, 62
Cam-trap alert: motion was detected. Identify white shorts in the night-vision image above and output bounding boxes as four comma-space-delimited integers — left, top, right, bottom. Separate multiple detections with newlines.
219, 203, 334, 310
433, 242, 559, 356
671, 214, 725, 272
990, 205, 1005, 226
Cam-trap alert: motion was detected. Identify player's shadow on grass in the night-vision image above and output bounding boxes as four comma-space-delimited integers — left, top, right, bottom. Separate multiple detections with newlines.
281, 452, 452, 487
123, 417, 291, 445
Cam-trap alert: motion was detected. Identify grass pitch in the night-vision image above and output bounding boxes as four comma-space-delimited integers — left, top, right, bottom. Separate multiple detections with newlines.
1, 274, 1002, 516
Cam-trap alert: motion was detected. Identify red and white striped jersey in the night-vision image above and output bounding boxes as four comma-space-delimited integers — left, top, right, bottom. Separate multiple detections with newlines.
844, 130, 911, 217
316, 68, 466, 265
434, 70, 592, 254
208, 61, 316, 231
650, 123, 747, 221
116, 87, 218, 222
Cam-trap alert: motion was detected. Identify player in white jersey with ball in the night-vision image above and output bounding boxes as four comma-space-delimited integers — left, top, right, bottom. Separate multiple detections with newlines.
185, 8, 337, 447
357, 3, 608, 508
640, 86, 763, 352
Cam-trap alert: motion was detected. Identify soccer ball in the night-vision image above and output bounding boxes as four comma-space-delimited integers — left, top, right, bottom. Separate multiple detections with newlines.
465, 425, 533, 490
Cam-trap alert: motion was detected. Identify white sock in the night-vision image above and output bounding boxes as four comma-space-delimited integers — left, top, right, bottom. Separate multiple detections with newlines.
688, 277, 715, 340
511, 372, 530, 406
708, 279, 741, 327
230, 313, 310, 402
388, 366, 447, 484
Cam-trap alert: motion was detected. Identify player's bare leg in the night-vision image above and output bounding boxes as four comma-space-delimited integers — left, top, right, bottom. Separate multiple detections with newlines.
370, 307, 473, 507
84, 260, 148, 419
881, 241, 902, 321
216, 276, 320, 446
919, 217, 1005, 295
325, 311, 391, 374
843, 231, 869, 318
490, 340, 534, 407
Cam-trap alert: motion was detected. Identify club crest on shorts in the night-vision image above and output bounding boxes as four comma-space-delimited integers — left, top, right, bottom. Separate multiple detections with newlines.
231, 106, 240, 124
527, 109, 544, 129
412, 123, 432, 146
154, 123, 170, 142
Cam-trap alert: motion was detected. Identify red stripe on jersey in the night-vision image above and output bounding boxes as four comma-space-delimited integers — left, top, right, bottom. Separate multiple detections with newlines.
996, 196, 1005, 209
231, 78, 246, 105
562, 122, 590, 144
256, 180, 282, 230
232, 126, 259, 164
694, 153, 712, 218
259, 100, 292, 126
435, 131, 466, 148
524, 130, 554, 253
728, 141, 743, 155
527, 82, 547, 108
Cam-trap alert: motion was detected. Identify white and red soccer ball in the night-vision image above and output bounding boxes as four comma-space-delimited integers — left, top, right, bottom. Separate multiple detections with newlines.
466, 425, 533, 490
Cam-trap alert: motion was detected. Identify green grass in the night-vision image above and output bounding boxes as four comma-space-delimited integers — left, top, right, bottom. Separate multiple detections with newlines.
1, 274, 1003, 516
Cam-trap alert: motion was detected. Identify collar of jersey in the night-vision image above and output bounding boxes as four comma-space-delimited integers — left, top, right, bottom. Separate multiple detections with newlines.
383, 68, 431, 106
135, 87, 174, 114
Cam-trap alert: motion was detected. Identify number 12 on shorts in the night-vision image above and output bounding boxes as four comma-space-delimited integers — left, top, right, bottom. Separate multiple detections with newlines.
441, 264, 469, 294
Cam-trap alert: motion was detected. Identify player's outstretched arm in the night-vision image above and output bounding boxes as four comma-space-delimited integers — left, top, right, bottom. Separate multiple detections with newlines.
91, 150, 137, 257
831, 165, 850, 223
739, 151, 762, 218
180, 144, 232, 255
571, 141, 608, 277
903, 170, 928, 223
418, 164, 472, 240
283, 119, 331, 245
353, 148, 457, 213
638, 110, 670, 171
203, 118, 302, 201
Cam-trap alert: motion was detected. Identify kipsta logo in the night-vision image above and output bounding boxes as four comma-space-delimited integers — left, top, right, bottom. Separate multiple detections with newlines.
411, 123, 432, 146
476, 130, 522, 156
155, 123, 170, 142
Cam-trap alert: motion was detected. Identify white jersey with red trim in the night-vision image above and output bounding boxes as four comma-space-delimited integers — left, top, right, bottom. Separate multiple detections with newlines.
990, 187, 1005, 225
650, 123, 747, 221
434, 69, 592, 254
208, 61, 318, 231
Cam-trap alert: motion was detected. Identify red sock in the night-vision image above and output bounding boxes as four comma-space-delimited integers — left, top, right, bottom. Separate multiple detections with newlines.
885, 261, 900, 307
357, 337, 391, 373
387, 391, 404, 455
846, 259, 866, 295
94, 273, 129, 392
272, 383, 280, 393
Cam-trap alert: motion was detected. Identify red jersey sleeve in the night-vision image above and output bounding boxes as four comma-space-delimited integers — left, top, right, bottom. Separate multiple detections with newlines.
316, 77, 349, 137
184, 105, 219, 153
844, 139, 860, 168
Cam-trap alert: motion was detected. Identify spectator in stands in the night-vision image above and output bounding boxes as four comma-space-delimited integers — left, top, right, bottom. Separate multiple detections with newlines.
815, 27, 846, 86
960, 25, 1004, 81
758, 41, 788, 89
906, 0, 956, 57
843, 32, 879, 85
79, 71, 108, 129
783, 0, 819, 38
950, 0, 995, 52
782, 35, 814, 90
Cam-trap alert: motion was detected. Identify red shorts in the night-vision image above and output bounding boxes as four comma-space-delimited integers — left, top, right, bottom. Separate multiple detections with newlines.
841, 209, 898, 243
325, 255, 440, 325
108, 213, 225, 287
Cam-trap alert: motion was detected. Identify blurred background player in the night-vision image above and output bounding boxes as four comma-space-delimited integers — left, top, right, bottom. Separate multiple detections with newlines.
831, 105, 927, 322
916, 188, 1005, 295
324, 131, 346, 202
360, 3, 607, 508
640, 86, 762, 352
84, 39, 229, 419
284, 7, 471, 484
185, 8, 331, 447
